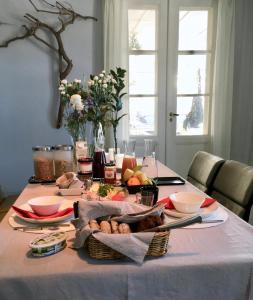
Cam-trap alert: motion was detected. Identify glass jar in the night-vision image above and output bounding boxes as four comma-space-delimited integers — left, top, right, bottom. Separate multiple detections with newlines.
104, 163, 116, 184
53, 145, 74, 178
78, 158, 93, 175
32, 146, 54, 181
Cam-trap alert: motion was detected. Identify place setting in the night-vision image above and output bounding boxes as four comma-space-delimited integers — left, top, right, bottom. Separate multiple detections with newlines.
9, 195, 76, 233
157, 191, 228, 229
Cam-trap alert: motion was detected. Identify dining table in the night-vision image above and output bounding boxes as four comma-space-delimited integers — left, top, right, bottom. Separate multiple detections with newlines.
1, 161, 253, 300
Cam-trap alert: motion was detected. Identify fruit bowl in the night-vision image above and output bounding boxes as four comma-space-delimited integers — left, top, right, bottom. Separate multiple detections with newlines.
124, 182, 156, 194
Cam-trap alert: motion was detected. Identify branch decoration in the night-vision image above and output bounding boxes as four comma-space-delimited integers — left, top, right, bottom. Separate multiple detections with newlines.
0, 0, 97, 128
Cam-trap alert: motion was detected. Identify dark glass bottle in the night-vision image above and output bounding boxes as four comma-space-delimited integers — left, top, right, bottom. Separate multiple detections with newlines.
93, 150, 106, 179
92, 123, 106, 179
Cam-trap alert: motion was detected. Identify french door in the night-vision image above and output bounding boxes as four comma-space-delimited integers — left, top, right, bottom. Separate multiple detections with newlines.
127, 0, 217, 177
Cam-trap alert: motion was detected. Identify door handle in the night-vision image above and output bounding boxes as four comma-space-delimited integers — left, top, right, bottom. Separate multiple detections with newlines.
169, 112, 179, 122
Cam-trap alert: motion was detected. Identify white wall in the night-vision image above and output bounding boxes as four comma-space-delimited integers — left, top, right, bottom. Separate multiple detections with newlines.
0, 0, 103, 195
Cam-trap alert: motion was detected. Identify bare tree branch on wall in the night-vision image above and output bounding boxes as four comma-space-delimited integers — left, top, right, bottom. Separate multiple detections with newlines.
0, 0, 97, 128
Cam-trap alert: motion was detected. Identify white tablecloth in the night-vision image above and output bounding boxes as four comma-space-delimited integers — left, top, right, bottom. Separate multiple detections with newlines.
0, 162, 253, 300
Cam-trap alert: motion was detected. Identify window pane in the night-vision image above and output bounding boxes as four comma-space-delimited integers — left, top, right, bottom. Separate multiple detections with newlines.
176, 96, 207, 136
129, 97, 156, 136
129, 55, 156, 95
179, 11, 208, 50
128, 9, 156, 50
177, 55, 207, 94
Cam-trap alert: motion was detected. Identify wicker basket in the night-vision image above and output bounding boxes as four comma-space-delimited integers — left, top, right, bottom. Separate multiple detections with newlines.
86, 231, 170, 260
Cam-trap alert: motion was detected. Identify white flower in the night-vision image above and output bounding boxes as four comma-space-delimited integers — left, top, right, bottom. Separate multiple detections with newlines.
99, 73, 104, 78
103, 80, 107, 84
112, 79, 117, 84
58, 85, 65, 91
61, 79, 67, 85
74, 79, 81, 83
94, 76, 99, 81
98, 80, 102, 84
74, 102, 84, 111
88, 80, 92, 86
61, 91, 66, 95
67, 83, 72, 87
107, 75, 112, 81
102, 70, 106, 74
102, 83, 108, 88
70, 94, 84, 111
70, 94, 82, 105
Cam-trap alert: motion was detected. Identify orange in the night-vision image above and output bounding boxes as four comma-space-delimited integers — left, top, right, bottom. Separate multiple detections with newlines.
127, 177, 141, 186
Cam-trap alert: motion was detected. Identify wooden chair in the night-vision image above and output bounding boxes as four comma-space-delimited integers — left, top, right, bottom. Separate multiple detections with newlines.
187, 151, 225, 193
210, 160, 253, 221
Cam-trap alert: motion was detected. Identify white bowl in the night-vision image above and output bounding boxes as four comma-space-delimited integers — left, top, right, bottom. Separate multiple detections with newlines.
28, 196, 63, 216
170, 192, 205, 214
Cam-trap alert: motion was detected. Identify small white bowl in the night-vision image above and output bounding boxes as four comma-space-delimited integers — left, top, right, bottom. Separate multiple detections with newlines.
28, 196, 63, 216
170, 192, 205, 214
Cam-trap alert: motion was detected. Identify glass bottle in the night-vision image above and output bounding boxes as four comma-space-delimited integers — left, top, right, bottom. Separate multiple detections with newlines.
121, 139, 137, 179
92, 123, 106, 179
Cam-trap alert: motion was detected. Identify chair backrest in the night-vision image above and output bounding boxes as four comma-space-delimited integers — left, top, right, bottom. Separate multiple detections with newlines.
187, 151, 225, 193
210, 160, 253, 220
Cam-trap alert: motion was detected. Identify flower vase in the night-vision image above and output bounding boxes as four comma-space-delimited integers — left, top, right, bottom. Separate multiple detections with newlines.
68, 123, 87, 170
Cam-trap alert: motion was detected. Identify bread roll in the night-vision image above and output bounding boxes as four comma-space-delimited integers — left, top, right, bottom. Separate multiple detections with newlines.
100, 221, 112, 234
118, 223, 131, 234
111, 220, 119, 233
136, 215, 164, 232
89, 219, 100, 230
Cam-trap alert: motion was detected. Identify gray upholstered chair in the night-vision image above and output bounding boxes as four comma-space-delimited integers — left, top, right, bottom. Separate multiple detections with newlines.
187, 151, 225, 193
210, 160, 253, 221
249, 206, 253, 225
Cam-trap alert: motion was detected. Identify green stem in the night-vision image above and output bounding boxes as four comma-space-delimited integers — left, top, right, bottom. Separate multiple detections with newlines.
113, 125, 118, 154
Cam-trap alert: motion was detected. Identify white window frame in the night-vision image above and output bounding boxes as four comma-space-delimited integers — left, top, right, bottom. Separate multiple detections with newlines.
127, 0, 164, 137
127, 0, 167, 160
167, 0, 217, 144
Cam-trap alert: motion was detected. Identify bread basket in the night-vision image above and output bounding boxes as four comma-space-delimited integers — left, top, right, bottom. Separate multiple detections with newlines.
86, 230, 170, 260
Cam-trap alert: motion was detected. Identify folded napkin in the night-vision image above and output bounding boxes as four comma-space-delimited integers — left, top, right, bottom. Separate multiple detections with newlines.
157, 197, 216, 210
56, 172, 83, 189
12, 205, 73, 220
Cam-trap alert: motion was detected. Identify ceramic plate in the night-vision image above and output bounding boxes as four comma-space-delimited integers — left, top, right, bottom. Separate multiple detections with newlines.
11, 200, 74, 224
165, 201, 219, 219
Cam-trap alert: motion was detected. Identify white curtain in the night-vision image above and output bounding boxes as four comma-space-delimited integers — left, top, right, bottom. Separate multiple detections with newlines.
103, 0, 129, 146
210, 0, 235, 159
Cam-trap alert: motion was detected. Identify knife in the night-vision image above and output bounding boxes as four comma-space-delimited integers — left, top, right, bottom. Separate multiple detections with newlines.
143, 215, 223, 232
14, 223, 70, 231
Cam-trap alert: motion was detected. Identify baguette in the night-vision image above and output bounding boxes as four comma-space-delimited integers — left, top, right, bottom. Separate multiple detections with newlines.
100, 221, 112, 234
118, 223, 132, 234
89, 219, 100, 230
111, 220, 119, 234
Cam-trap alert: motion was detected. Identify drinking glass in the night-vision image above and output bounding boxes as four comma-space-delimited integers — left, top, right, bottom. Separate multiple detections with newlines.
139, 190, 154, 206
144, 139, 156, 158
142, 139, 158, 180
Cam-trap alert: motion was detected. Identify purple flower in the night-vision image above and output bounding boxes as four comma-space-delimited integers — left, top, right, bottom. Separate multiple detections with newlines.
86, 96, 94, 108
